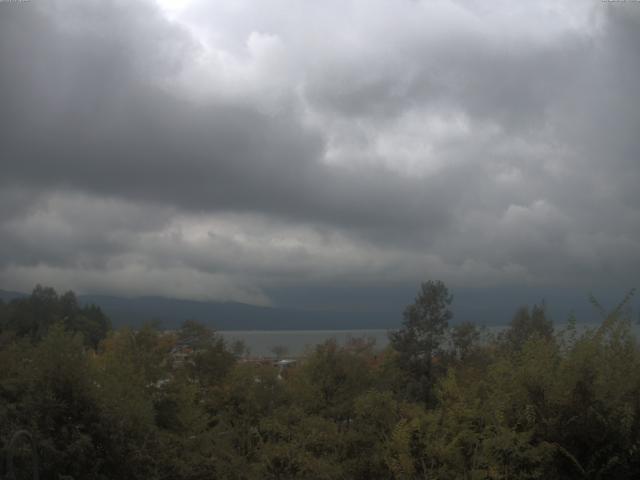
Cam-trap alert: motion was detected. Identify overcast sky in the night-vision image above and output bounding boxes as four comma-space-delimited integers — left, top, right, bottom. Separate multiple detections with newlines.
1, 0, 639, 309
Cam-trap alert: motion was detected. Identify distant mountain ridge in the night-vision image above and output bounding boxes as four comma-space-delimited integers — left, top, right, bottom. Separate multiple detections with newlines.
1, 287, 632, 331
77, 294, 399, 330
0, 290, 398, 330
0, 289, 27, 302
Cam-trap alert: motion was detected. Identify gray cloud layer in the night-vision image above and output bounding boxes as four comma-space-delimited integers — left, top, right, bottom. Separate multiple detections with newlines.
1, 0, 639, 305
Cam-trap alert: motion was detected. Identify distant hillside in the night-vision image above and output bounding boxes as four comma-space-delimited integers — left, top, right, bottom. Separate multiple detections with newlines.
2, 287, 631, 331
0, 289, 27, 302
77, 295, 399, 331
76, 289, 627, 330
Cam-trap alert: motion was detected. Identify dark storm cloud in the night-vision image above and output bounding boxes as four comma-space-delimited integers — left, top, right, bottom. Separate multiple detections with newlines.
0, 193, 176, 269
0, 0, 639, 303
305, 24, 591, 131
0, 0, 455, 244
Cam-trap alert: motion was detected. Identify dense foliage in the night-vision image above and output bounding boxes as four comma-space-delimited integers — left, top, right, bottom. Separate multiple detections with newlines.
1, 284, 640, 479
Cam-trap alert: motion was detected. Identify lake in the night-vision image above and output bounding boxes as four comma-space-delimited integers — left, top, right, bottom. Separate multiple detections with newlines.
220, 322, 639, 357
219, 329, 391, 357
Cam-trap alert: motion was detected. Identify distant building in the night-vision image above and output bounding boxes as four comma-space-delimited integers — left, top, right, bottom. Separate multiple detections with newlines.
273, 359, 297, 368
274, 358, 297, 379
170, 335, 200, 367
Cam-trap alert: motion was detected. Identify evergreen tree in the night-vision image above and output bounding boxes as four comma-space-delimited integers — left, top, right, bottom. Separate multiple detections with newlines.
389, 280, 453, 404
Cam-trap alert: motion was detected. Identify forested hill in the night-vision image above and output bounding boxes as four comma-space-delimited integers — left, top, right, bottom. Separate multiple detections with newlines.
77, 294, 398, 330
0, 287, 630, 330
0, 289, 398, 330
0, 289, 25, 302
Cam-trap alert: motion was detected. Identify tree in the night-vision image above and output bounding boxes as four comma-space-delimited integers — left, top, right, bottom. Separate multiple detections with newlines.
450, 321, 481, 361
389, 280, 453, 404
501, 303, 553, 352
1, 286, 111, 348
295, 339, 373, 421
177, 320, 236, 386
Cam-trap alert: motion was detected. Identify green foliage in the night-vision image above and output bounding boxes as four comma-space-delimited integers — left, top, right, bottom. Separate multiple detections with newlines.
389, 280, 453, 404
0, 286, 111, 348
500, 303, 553, 353
2, 283, 640, 479
451, 321, 482, 361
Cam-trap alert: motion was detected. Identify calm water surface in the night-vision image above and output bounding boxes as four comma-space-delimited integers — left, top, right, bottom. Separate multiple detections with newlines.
220, 322, 638, 357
